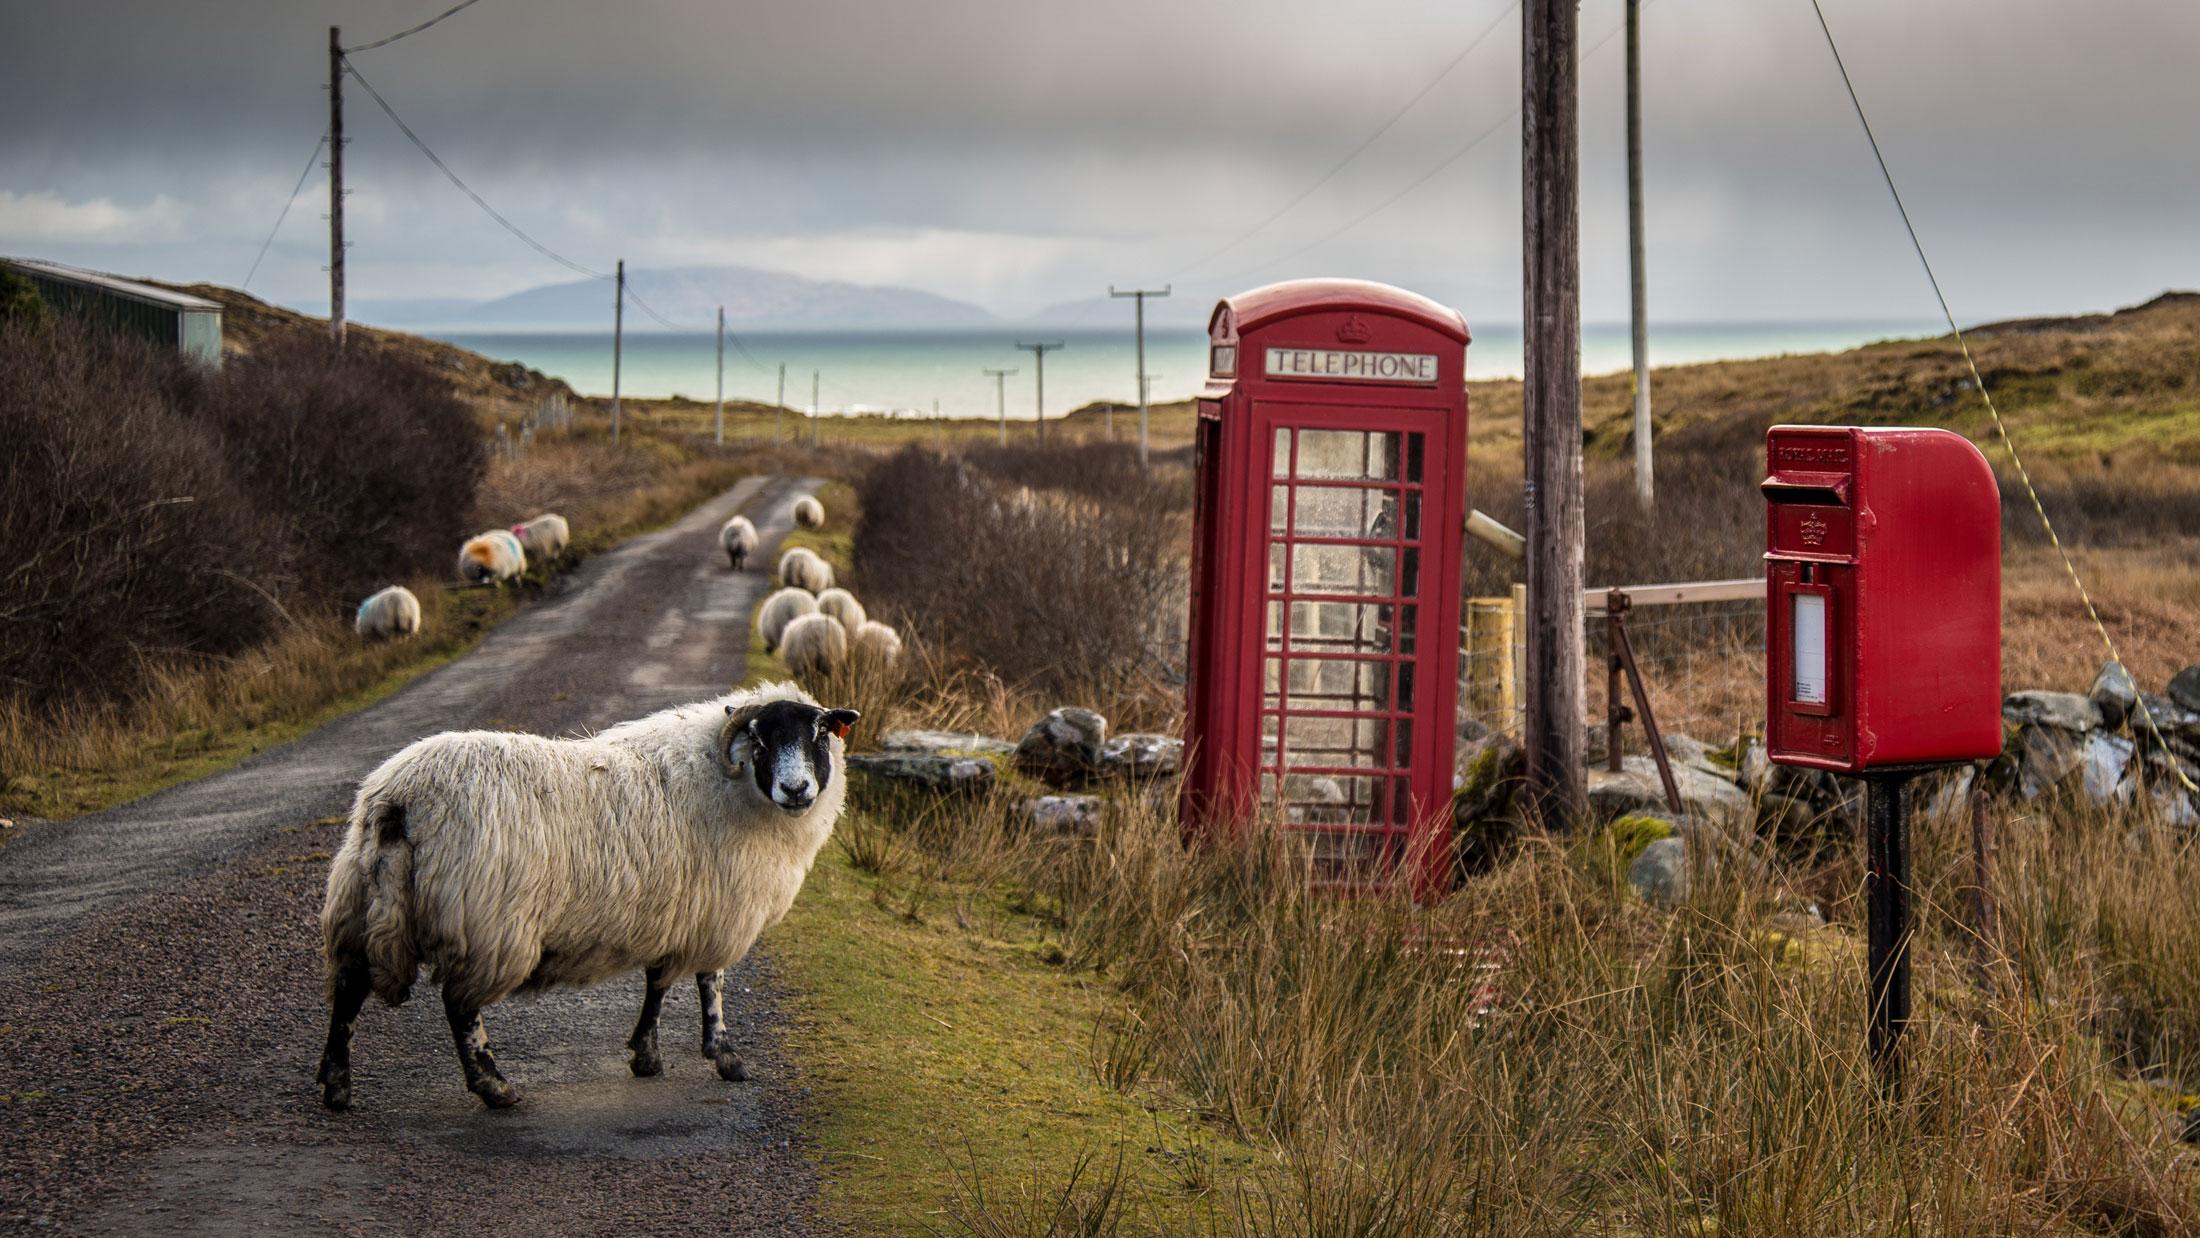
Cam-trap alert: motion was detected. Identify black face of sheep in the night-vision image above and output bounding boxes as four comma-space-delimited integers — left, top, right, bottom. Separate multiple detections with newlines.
732, 699, 860, 813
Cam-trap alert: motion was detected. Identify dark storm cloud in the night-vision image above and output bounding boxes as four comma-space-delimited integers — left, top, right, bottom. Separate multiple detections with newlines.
3, 0, 2196, 319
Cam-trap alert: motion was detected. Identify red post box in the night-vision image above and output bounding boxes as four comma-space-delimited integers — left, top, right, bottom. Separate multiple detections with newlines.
1763, 423, 2002, 1085
1763, 425, 2003, 772
1181, 279, 1470, 899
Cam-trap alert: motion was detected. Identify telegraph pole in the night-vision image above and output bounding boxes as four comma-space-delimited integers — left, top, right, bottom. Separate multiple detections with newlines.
1110, 285, 1169, 467
611, 259, 625, 444
775, 363, 786, 444
327, 26, 346, 348
1626, 0, 1652, 509
1522, 0, 1587, 822
983, 367, 1017, 446
810, 370, 819, 448
1015, 341, 1064, 444
714, 305, 726, 446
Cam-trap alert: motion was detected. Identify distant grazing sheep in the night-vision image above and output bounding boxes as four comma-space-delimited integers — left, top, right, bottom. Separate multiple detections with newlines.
354, 586, 422, 641
459, 530, 526, 586
814, 587, 866, 636
720, 515, 759, 570
852, 620, 903, 667
778, 612, 847, 678
512, 513, 570, 563
792, 495, 825, 529
777, 546, 833, 594
757, 587, 818, 652
317, 684, 860, 1109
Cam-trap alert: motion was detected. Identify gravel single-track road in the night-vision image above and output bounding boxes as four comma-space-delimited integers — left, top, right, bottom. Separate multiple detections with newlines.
0, 477, 845, 1234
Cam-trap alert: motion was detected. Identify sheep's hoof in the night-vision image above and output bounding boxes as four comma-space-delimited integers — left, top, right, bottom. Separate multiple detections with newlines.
630, 1044, 665, 1078
472, 1078, 519, 1109
713, 1050, 748, 1083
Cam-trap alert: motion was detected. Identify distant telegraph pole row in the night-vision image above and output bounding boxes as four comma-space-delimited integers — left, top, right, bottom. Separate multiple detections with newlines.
1014, 340, 1064, 445
1110, 284, 1170, 466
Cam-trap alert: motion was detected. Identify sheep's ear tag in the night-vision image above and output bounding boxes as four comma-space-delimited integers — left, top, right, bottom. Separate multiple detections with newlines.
822, 708, 860, 739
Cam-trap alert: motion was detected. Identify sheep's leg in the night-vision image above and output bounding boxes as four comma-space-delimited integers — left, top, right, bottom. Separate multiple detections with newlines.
627, 967, 670, 1078
443, 992, 517, 1109
317, 956, 371, 1111
697, 970, 748, 1082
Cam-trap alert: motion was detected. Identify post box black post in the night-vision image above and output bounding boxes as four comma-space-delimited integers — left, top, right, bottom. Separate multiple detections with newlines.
1863, 769, 1916, 1089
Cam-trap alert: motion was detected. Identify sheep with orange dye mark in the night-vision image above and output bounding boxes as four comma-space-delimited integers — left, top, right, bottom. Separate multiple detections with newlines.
459, 530, 526, 586
512, 514, 569, 563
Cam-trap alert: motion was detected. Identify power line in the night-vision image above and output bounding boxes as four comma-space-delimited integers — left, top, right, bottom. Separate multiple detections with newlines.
1804, 0, 2195, 794
242, 130, 328, 290
1161, 0, 1519, 282
341, 55, 610, 280
344, 0, 488, 53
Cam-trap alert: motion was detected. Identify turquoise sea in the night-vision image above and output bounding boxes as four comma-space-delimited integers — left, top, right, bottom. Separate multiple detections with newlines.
433, 320, 1940, 422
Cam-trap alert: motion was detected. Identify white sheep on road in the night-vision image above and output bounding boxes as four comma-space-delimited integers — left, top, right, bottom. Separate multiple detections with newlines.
720, 515, 759, 570
757, 587, 818, 653
354, 586, 422, 641
792, 495, 825, 529
777, 546, 832, 594
317, 684, 859, 1110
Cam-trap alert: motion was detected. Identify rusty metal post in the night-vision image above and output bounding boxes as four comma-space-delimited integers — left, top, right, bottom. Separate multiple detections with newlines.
1970, 776, 1998, 996
1608, 593, 1682, 814
1606, 605, 1625, 773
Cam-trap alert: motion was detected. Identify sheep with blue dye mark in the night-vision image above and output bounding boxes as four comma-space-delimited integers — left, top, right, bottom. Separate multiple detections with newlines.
354, 586, 422, 641
757, 587, 818, 653
458, 530, 526, 586
777, 546, 832, 594
511, 513, 570, 563
720, 515, 759, 570
317, 683, 860, 1110
778, 612, 847, 679
792, 495, 825, 529
814, 587, 866, 636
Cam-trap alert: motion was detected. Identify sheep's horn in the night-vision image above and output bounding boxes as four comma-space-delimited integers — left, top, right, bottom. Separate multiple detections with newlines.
715, 714, 747, 781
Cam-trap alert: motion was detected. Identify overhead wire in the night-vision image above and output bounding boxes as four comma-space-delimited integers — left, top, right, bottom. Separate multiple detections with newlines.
242, 130, 328, 290
342, 55, 611, 280
343, 0, 488, 53
1805, 0, 2195, 793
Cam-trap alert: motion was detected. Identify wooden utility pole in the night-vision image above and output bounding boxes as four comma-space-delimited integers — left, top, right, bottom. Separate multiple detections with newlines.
1522, 0, 1587, 822
1015, 340, 1064, 444
1110, 285, 1169, 467
1626, 0, 1652, 509
775, 363, 786, 444
984, 367, 1017, 446
611, 259, 625, 444
810, 370, 819, 447
714, 305, 726, 446
327, 26, 346, 348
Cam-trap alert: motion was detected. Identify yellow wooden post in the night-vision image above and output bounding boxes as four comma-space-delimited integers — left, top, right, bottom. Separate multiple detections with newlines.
1464, 593, 1521, 734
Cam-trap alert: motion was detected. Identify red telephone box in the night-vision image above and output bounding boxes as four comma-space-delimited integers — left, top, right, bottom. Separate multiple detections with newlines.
1182, 279, 1470, 898
1763, 425, 2003, 771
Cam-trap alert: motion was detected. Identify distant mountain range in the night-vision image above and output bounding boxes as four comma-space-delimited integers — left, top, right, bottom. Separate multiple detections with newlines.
353, 265, 1003, 332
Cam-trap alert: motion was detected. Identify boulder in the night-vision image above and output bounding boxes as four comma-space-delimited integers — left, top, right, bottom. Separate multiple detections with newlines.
2089, 661, 2139, 731
847, 752, 996, 795
2010, 723, 2085, 800
2002, 690, 2100, 734
2080, 731, 2136, 806
2131, 694, 2200, 748
1628, 836, 1692, 908
2170, 666, 2200, 714
1014, 707, 1109, 787
1097, 733, 1183, 782
1919, 765, 1978, 821
1027, 794, 1105, 837
880, 728, 1016, 758
1587, 756, 1753, 824
1453, 732, 1526, 875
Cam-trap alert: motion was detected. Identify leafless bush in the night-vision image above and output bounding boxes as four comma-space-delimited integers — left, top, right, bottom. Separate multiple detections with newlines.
854, 445, 1184, 709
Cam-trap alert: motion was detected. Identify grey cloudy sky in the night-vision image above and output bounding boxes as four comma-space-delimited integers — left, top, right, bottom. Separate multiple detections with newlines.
2, 0, 2194, 324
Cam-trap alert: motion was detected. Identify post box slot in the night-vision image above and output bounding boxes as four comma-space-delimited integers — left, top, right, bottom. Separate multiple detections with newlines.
1761, 482, 1849, 506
